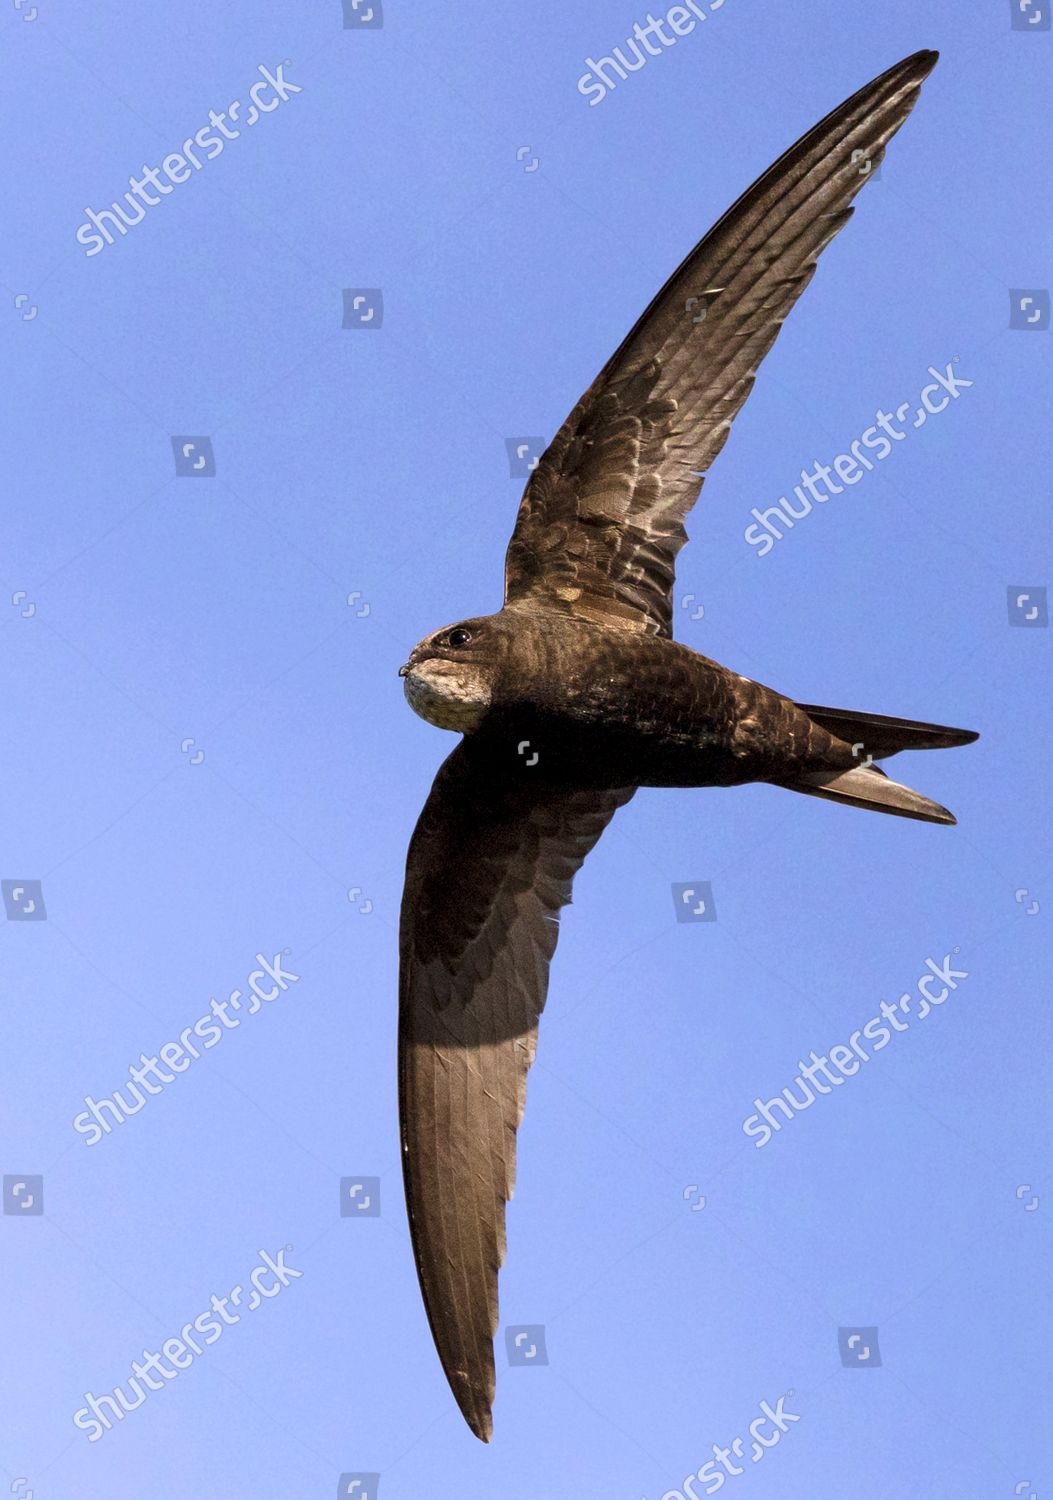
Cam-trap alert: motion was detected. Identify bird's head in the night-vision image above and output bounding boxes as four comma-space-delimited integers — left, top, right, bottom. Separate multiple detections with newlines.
399, 615, 507, 731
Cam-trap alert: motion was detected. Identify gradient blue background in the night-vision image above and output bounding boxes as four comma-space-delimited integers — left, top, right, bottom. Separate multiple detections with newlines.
2, 2, 1050, 1495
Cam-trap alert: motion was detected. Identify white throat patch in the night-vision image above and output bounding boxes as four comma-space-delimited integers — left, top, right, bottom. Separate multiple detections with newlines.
403, 659, 491, 732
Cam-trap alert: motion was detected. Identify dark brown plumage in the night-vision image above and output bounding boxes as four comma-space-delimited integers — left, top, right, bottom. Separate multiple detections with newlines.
397, 48, 977, 1441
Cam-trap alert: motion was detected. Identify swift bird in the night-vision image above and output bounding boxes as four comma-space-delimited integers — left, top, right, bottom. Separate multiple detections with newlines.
397, 48, 975, 1440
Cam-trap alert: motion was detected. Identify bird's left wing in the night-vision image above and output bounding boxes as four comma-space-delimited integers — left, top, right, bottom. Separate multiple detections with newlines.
503, 49, 938, 636
399, 738, 633, 1440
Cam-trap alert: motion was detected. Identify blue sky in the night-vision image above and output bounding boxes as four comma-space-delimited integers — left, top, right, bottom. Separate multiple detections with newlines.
2, 2, 1050, 1496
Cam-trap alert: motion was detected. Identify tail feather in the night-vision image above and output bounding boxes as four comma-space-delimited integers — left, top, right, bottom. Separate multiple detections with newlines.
798, 704, 978, 758
784, 763, 956, 825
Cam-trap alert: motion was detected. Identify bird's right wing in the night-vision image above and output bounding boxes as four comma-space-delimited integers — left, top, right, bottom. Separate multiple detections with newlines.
399, 739, 633, 1440
503, 49, 938, 637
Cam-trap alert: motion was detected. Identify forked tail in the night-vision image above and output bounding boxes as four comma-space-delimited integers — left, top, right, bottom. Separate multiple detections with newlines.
783, 705, 979, 825
786, 763, 956, 824
797, 704, 979, 757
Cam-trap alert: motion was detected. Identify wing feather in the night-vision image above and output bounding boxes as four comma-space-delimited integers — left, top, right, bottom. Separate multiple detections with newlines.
504, 50, 938, 635
399, 740, 633, 1439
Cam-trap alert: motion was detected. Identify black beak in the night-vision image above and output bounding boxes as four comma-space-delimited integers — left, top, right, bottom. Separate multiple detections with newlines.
398, 662, 410, 677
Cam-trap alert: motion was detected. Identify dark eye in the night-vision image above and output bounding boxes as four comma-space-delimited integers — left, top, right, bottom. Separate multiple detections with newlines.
446, 627, 473, 648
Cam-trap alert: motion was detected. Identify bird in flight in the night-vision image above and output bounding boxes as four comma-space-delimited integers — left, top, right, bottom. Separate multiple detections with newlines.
397, 48, 975, 1441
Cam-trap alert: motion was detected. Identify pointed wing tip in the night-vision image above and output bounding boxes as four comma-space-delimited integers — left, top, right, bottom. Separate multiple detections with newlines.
451, 1377, 494, 1442
468, 1410, 494, 1443
865, 48, 937, 107
891, 48, 938, 82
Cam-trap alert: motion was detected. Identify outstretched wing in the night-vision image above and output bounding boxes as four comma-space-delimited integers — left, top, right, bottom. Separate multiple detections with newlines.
399, 739, 633, 1440
503, 49, 938, 636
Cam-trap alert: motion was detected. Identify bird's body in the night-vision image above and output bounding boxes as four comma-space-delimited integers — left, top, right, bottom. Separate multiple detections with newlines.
404, 607, 844, 789
394, 47, 978, 1441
